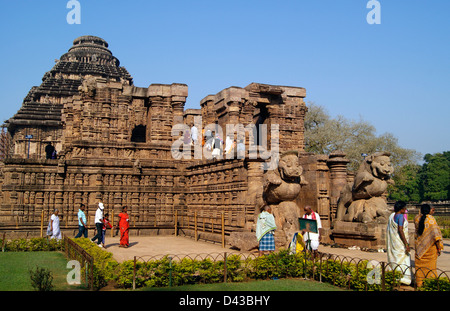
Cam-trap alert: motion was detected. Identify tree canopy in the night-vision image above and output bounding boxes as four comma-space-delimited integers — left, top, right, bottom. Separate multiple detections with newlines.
304, 102, 421, 171
303, 102, 449, 202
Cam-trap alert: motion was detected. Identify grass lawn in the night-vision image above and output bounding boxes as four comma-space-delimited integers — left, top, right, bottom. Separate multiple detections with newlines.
0, 251, 83, 291
141, 278, 345, 291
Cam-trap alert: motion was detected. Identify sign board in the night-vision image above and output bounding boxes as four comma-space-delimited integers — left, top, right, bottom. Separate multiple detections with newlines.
298, 218, 318, 234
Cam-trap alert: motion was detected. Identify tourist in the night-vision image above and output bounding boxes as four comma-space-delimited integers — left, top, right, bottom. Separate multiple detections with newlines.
91, 202, 105, 247
301, 206, 322, 258
183, 128, 191, 145
211, 134, 222, 159
386, 201, 411, 285
414, 204, 444, 287
118, 206, 130, 248
74, 204, 88, 238
236, 139, 245, 158
190, 124, 198, 145
101, 213, 113, 248
225, 135, 234, 155
289, 231, 305, 255
48, 209, 62, 240
256, 205, 277, 256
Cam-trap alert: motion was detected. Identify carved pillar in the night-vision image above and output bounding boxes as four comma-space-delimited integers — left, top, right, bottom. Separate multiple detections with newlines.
316, 155, 331, 228
227, 101, 241, 126
172, 99, 185, 126
327, 151, 350, 222
246, 159, 264, 229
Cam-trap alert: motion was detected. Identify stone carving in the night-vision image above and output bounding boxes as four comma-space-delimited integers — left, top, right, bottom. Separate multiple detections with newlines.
335, 151, 394, 224
133, 159, 142, 175
57, 153, 66, 175
263, 150, 307, 247
78, 75, 97, 98
3, 35, 328, 244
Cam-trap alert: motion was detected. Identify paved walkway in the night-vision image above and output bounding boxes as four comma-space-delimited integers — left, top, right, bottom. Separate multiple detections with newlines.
105, 235, 450, 272
104, 236, 245, 262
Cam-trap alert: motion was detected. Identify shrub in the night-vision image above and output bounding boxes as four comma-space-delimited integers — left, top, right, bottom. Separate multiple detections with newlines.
29, 266, 54, 291
70, 238, 119, 290
419, 277, 450, 291
65, 242, 443, 291
2, 237, 63, 252
441, 228, 450, 239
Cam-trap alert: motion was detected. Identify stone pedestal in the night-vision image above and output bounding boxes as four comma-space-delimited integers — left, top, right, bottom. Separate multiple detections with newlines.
332, 220, 386, 250
228, 231, 258, 251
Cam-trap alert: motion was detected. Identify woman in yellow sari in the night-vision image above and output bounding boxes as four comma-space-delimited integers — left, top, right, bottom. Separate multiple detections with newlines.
414, 204, 444, 287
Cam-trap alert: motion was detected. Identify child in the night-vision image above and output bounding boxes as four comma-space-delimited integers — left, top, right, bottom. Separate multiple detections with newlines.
101, 213, 113, 248
289, 232, 305, 255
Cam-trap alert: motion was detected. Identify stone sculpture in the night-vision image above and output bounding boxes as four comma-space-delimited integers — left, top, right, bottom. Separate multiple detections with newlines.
263, 150, 307, 247
78, 75, 97, 98
335, 151, 394, 224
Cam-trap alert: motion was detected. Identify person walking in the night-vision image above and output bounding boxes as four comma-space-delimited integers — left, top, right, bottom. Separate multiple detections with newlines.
211, 134, 222, 159
118, 206, 130, 248
91, 202, 105, 247
386, 201, 411, 285
190, 124, 198, 145
48, 209, 62, 240
75, 204, 88, 238
256, 205, 277, 256
101, 213, 113, 248
414, 204, 444, 287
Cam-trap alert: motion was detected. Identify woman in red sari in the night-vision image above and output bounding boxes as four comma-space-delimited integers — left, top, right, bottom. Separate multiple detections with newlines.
118, 206, 130, 248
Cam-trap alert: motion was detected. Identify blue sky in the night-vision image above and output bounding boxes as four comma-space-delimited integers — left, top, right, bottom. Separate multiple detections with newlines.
0, 1, 448, 157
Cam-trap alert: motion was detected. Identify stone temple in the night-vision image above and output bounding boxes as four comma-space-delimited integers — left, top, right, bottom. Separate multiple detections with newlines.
0, 35, 358, 248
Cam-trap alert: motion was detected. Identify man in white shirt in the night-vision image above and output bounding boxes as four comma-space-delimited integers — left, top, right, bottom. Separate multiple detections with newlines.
91, 202, 104, 247
302, 206, 322, 258
190, 124, 198, 145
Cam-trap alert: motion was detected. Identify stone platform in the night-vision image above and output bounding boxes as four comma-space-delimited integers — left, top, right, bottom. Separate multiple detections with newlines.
331, 220, 386, 250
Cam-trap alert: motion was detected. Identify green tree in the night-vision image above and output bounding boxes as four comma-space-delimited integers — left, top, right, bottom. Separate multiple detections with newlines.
388, 164, 422, 202
420, 152, 450, 201
304, 102, 421, 171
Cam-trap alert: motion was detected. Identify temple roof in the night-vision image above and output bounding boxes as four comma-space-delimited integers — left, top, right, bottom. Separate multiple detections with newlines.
6, 36, 133, 130
60, 35, 120, 67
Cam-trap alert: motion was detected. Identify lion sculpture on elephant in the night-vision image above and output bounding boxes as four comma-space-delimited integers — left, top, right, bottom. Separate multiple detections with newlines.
335, 151, 394, 224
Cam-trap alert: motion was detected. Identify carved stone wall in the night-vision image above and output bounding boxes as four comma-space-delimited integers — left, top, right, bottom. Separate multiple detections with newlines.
1, 36, 350, 244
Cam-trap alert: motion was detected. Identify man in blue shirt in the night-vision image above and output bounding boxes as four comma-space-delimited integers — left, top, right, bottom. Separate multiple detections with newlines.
74, 204, 88, 238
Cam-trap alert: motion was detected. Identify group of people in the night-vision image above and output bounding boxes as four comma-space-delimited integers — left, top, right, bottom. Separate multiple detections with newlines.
47, 203, 131, 248
256, 201, 445, 287
183, 125, 244, 159
256, 205, 322, 257
387, 201, 444, 287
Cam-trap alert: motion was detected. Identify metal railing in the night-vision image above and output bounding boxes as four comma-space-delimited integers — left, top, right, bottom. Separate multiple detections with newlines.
63, 236, 94, 290
129, 250, 450, 291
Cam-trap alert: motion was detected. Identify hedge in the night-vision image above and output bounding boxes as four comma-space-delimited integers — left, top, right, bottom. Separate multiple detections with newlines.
113, 250, 405, 291
0, 237, 63, 252
69, 238, 119, 289
2, 237, 448, 291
